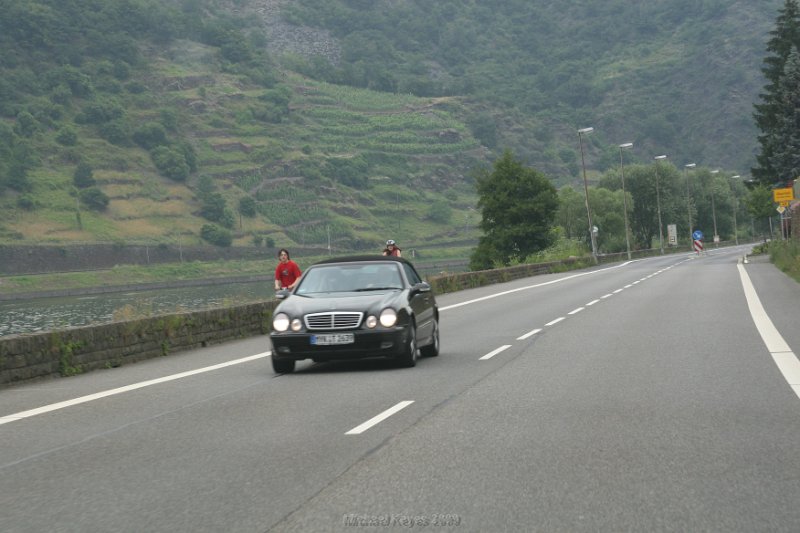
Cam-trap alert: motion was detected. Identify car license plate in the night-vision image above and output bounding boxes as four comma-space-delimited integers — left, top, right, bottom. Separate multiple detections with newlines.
311, 333, 354, 345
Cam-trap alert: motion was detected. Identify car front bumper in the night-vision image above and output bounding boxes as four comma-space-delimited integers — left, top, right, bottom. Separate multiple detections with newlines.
269, 326, 410, 362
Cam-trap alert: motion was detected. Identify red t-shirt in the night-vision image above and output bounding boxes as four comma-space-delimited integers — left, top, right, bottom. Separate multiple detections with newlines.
275, 260, 301, 288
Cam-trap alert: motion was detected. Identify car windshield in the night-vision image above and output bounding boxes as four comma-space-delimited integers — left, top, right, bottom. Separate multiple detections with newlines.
295, 263, 403, 295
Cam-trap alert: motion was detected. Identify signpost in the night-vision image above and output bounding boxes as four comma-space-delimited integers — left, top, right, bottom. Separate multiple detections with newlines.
773, 187, 794, 204
773, 187, 794, 240
692, 230, 704, 255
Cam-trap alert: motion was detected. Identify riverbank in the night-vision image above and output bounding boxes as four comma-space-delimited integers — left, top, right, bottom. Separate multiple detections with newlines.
0, 256, 470, 301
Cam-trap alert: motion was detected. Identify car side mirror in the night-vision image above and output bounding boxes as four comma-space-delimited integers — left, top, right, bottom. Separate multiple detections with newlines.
411, 281, 431, 294
275, 289, 291, 300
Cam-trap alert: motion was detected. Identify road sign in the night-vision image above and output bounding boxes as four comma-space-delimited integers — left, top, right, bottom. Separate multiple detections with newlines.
693, 239, 703, 254
777, 205, 786, 214
773, 187, 794, 203
667, 224, 677, 245
692, 230, 704, 241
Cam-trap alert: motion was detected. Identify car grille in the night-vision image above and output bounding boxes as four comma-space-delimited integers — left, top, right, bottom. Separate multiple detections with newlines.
304, 312, 363, 330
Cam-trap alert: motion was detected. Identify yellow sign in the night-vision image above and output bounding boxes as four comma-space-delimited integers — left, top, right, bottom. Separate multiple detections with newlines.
773, 187, 794, 202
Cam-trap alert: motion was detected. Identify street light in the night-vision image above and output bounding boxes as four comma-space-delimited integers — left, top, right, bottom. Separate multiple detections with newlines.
654, 155, 667, 254
619, 143, 633, 260
730, 175, 740, 245
684, 163, 696, 246
578, 127, 598, 263
710, 169, 719, 246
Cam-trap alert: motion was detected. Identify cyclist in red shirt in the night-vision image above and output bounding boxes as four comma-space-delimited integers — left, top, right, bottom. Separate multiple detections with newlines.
274, 248, 302, 290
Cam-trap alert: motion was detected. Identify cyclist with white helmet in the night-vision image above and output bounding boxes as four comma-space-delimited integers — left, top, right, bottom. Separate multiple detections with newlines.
382, 239, 402, 257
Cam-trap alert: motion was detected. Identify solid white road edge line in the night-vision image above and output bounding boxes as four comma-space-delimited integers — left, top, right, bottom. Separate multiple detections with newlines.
0, 352, 272, 426
345, 401, 414, 435
737, 263, 800, 400
439, 261, 636, 312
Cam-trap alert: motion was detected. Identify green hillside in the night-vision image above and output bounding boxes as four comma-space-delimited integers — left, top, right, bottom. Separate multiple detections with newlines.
0, 0, 780, 252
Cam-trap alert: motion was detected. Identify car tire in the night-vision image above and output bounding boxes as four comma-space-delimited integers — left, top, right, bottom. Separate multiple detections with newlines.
420, 318, 439, 357
272, 357, 295, 374
398, 325, 417, 367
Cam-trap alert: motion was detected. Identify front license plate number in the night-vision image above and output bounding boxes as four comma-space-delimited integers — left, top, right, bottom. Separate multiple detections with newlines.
311, 333, 354, 345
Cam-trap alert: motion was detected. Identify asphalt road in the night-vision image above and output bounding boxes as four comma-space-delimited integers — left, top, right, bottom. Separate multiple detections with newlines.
1, 245, 798, 532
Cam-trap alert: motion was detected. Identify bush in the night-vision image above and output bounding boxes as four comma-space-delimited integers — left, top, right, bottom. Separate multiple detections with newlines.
200, 224, 233, 247
80, 187, 110, 211
56, 127, 78, 146
133, 122, 168, 150
17, 194, 36, 210
239, 196, 257, 217
151, 146, 189, 181
73, 162, 95, 188
99, 118, 131, 146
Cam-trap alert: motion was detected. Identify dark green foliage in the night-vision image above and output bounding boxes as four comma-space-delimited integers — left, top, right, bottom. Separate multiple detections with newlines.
753, 0, 800, 185
325, 156, 369, 188
80, 187, 110, 211
471, 150, 559, 267
466, 112, 497, 149
239, 196, 257, 217
133, 122, 168, 150
17, 194, 36, 210
426, 200, 452, 224
74, 98, 124, 125
200, 192, 228, 223
73, 162, 95, 188
14, 111, 37, 137
151, 146, 190, 181
99, 118, 132, 146
56, 126, 78, 146
200, 223, 233, 247
767, 47, 800, 184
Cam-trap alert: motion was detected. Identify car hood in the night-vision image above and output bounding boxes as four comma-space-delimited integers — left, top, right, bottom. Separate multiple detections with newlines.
276, 291, 404, 317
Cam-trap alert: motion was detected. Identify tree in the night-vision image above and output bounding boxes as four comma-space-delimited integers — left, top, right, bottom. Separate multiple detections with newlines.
745, 185, 777, 238
151, 146, 189, 181
768, 46, 800, 184
753, 0, 800, 185
239, 196, 257, 218
79, 187, 110, 211
200, 224, 233, 247
73, 162, 95, 188
470, 150, 558, 269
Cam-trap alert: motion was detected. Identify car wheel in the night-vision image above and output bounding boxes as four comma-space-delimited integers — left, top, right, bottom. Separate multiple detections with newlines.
272, 357, 295, 374
420, 318, 439, 357
398, 324, 417, 367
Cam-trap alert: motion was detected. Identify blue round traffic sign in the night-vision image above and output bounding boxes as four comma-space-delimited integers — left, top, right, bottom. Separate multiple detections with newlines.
692, 230, 704, 240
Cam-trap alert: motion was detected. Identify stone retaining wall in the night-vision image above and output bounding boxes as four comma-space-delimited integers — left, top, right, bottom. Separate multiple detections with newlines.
0, 302, 277, 386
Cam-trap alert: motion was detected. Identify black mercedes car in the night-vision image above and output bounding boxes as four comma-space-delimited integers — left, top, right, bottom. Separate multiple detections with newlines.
268, 256, 439, 373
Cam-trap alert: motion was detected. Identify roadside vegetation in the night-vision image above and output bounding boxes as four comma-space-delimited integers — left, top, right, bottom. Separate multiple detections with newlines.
768, 239, 800, 283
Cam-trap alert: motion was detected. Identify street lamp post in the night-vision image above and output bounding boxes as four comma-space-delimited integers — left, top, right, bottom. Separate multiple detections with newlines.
619, 143, 633, 260
578, 127, 598, 263
684, 163, 696, 247
710, 169, 719, 246
653, 155, 667, 254
730, 175, 740, 245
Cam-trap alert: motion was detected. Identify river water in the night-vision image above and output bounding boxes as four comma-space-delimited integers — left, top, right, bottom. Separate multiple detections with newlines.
0, 281, 276, 337
0, 259, 469, 337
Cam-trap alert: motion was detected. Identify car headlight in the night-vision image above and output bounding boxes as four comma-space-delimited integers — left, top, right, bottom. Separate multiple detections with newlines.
273, 313, 290, 332
379, 308, 397, 328
291, 318, 302, 332
366, 315, 378, 328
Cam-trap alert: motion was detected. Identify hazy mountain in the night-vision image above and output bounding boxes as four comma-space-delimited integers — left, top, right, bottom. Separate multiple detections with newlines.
0, 0, 779, 250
